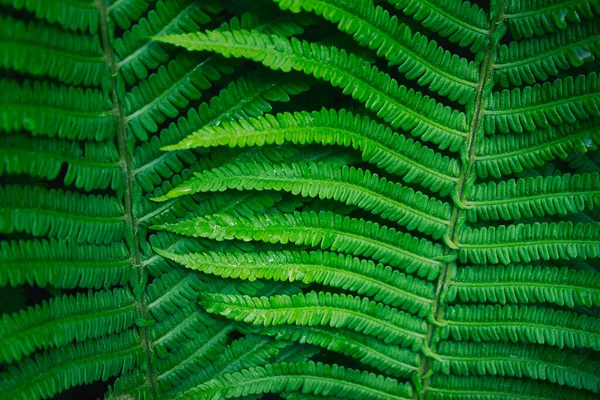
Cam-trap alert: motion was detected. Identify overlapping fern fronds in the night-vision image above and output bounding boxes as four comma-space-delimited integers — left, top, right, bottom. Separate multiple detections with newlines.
1, 0, 599, 399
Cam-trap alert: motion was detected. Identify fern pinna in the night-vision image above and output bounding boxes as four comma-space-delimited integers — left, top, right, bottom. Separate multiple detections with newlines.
1, 0, 599, 399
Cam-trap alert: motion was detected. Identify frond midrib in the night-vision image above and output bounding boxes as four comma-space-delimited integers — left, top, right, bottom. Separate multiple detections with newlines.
419, 1, 508, 396
96, 0, 157, 397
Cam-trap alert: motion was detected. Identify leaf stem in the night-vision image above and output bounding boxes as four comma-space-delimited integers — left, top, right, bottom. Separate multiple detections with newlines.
96, 0, 157, 397
416, 1, 508, 398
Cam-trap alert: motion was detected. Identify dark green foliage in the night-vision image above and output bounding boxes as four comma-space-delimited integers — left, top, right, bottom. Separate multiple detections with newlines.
1, 0, 600, 399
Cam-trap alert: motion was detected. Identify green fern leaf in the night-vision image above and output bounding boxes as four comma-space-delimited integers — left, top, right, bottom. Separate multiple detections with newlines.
157, 249, 434, 316
274, 0, 479, 104
3, 0, 600, 398
485, 73, 600, 134
495, 20, 600, 87
441, 304, 600, 350
261, 325, 420, 378
384, 0, 489, 52
0, 0, 100, 33
0, 79, 115, 140
202, 291, 427, 350
475, 120, 599, 179
162, 108, 460, 195
182, 361, 414, 399
156, 161, 452, 238
0, 15, 107, 86
435, 341, 600, 393
156, 29, 469, 151
154, 211, 449, 280
429, 375, 597, 400
504, 0, 600, 39
446, 264, 600, 308
0, 288, 137, 363
0, 185, 126, 244
467, 173, 600, 221
459, 221, 600, 264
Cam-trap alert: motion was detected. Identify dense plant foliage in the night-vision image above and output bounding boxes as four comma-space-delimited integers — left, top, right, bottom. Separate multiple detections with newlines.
1, 0, 600, 399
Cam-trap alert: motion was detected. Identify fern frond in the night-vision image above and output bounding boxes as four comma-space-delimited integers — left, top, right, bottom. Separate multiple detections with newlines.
151, 306, 218, 355
218, 9, 311, 37
107, 0, 153, 30
159, 326, 301, 396
0, 0, 98, 33
114, 0, 214, 84
158, 333, 291, 394
0, 185, 126, 244
475, 120, 599, 179
495, 20, 600, 87
0, 80, 115, 140
181, 361, 414, 399
145, 269, 205, 321
154, 211, 448, 280
125, 7, 311, 141
142, 191, 288, 275
446, 264, 600, 308
459, 221, 600, 264
282, 393, 333, 400
132, 70, 310, 189
201, 291, 427, 350
154, 320, 233, 390
0, 239, 131, 289
0, 330, 142, 400
260, 325, 420, 377
157, 249, 434, 316
0, 288, 137, 363
504, 0, 600, 39
0, 16, 107, 86
163, 109, 460, 195
124, 52, 233, 141
435, 341, 600, 393
485, 73, 600, 134
106, 370, 152, 400
274, 0, 479, 104
156, 30, 469, 150
429, 375, 596, 400
0, 135, 123, 191
384, 0, 488, 52
466, 173, 600, 221
4, 0, 600, 398
441, 304, 600, 350
157, 161, 451, 238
